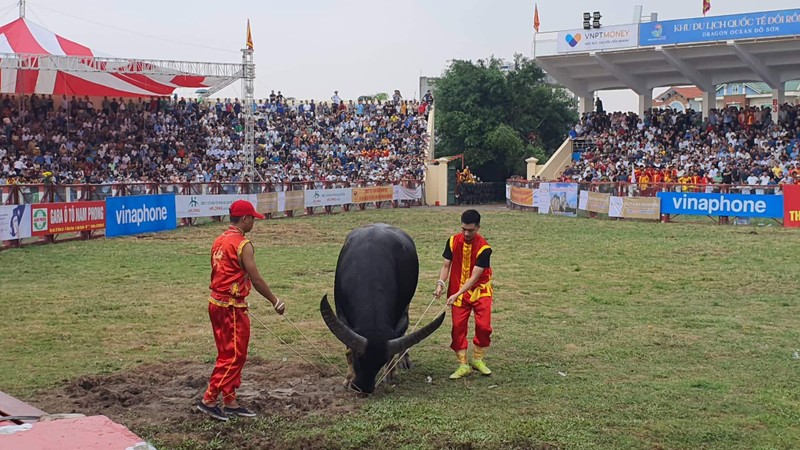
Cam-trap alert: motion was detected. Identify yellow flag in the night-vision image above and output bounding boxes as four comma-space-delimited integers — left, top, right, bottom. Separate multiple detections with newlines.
246, 19, 254, 50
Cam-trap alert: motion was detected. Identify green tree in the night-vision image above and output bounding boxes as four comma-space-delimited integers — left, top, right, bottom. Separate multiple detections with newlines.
434, 54, 577, 181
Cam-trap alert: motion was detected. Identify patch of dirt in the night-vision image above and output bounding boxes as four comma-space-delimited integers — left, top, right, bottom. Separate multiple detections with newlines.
28, 358, 361, 447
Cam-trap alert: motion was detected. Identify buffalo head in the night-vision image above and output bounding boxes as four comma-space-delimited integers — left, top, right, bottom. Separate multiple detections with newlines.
320, 294, 445, 394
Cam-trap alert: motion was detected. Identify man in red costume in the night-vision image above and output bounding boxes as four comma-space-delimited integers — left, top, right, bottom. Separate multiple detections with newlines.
434, 209, 494, 379
198, 200, 286, 421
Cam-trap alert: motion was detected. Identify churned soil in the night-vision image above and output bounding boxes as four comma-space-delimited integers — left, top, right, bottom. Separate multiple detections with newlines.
28, 357, 362, 448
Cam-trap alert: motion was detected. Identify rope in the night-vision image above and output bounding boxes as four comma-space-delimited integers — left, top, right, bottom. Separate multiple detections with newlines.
249, 309, 364, 394
248, 310, 327, 376
281, 314, 348, 379
374, 297, 448, 388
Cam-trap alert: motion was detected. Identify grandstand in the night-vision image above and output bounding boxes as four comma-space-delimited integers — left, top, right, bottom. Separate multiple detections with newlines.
559, 104, 799, 189
0, 94, 431, 186
0, 12, 432, 187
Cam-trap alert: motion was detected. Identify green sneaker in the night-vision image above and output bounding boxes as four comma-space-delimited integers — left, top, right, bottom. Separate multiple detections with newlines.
449, 364, 472, 379
470, 359, 492, 376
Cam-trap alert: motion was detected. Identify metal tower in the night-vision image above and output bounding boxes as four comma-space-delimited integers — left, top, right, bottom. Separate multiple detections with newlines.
241, 45, 258, 181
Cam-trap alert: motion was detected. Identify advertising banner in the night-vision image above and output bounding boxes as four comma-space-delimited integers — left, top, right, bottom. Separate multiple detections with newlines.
548, 183, 579, 217
579, 191, 588, 210
31, 201, 106, 236
639, 9, 800, 46
282, 191, 305, 211
304, 188, 353, 208
176, 194, 251, 218
538, 183, 551, 214
352, 186, 393, 203
609, 196, 624, 218
783, 184, 800, 227
393, 185, 423, 201
105, 194, 176, 238
557, 24, 639, 53
657, 192, 783, 218
0, 204, 32, 240
622, 197, 660, 220
510, 186, 534, 207
587, 191, 611, 214
257, 192, 279, 214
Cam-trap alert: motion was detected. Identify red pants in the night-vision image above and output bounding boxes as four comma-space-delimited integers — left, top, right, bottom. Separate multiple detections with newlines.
203, 303, 250, 405
450, 296, 492, 351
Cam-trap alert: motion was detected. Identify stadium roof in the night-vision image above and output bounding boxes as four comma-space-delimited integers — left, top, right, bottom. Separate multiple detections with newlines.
533, 36, 800, 97
532, 8, 800, 99
0, 17, 242, 98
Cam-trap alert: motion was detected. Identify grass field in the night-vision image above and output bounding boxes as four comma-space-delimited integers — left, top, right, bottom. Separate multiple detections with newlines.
1, 206, 799, 449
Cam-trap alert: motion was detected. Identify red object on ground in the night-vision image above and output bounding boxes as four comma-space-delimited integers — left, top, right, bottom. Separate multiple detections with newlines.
0, 415, 145, 449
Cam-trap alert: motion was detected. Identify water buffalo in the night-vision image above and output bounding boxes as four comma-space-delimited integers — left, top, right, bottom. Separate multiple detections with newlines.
320, 223, 445, 394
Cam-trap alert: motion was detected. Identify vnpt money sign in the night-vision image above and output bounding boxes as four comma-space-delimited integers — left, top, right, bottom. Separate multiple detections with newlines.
565, 33, 582, 47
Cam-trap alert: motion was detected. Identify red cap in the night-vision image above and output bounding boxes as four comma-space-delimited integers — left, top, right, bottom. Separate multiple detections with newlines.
229, 199, 265, 219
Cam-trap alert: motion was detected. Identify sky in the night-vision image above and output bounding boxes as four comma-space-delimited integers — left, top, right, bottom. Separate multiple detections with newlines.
7, 0, 799, 111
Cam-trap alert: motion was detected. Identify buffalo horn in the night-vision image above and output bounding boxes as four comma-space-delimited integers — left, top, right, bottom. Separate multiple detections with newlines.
385, 311, 446, 358
320, 294, 368, 355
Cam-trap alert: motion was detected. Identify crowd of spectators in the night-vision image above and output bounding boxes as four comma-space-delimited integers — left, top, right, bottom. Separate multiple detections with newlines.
0, 89, 434, 186
559, 103, 800, 191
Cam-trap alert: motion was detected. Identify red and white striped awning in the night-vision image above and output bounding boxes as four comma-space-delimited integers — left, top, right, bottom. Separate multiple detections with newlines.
0, 18, 234, 98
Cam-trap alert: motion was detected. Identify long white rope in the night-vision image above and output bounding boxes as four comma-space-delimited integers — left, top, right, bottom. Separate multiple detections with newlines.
374, 296, 447, 388
281, 314, 349, 378
249, 309, 364, 394
248, 310, 328, 375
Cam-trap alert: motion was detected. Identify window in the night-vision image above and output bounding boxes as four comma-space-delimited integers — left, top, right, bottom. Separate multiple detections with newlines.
669, 101, 685, 112
731, 84, 740, 95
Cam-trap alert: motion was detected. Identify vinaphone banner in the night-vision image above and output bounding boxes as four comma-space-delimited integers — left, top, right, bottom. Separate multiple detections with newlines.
105, 194, 177, 237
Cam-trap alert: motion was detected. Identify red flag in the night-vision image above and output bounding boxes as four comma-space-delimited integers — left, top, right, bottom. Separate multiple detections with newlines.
246, 19, 254, 50
534, 4, 540, 33
702, 0, 711, 16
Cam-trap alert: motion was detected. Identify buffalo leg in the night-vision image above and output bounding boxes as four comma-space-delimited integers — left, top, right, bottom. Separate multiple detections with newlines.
399, 352, 413, 370
345, 347, 355, 385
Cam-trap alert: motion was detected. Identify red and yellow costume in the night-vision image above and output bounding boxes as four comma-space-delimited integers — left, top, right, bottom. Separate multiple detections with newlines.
446, 233, 493, 352
203, 226, 253, 406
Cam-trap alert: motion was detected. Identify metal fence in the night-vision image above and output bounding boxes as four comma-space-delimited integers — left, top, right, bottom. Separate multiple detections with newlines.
506, 179, 786, 225
1, 179, 424, 249
456, 182, 506, 205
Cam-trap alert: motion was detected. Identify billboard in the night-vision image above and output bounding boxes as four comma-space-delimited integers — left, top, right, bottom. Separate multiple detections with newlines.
105, 194, 177, 237
304, 188, 353, 208
621, 197, 660, 220
352, 186, 393, 203
658, 192, 783, 218
639, 9, 800, 46
282, 191, 305, 211
549, 183, 579, 217
0, 204, 32, 240
393, 185, 422, 201
30, 201, 106, 236
510, 186, 534, 207
557, 24, 639, 54
256, 192, 279, 214
538, 183, 551, 214
176, 194, 251, 218
783, 184, 800, 227
586, 191, 610, 214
